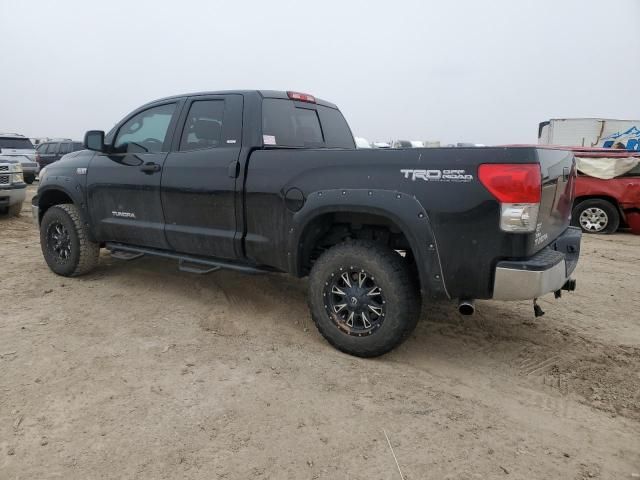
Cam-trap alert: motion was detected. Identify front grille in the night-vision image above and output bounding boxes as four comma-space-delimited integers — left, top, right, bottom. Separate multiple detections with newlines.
0, 165, 8, 172
0, 174, 10, 184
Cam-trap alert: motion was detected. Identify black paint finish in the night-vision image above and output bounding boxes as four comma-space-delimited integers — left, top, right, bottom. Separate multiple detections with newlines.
36, 90, 576, 301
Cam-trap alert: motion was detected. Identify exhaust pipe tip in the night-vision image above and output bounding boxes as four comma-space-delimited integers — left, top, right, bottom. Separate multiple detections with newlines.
562, 278, 576, 292
458, 300, 475, 316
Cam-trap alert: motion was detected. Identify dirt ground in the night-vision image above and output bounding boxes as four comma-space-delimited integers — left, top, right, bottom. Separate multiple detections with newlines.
1, 186, 639, 480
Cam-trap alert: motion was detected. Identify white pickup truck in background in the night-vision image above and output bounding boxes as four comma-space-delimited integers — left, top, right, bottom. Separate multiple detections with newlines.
0, 156, 26, 216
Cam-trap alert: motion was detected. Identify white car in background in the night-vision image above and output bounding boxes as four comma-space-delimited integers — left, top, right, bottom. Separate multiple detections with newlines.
354, 137, 372, 149
0, 133, 38, 184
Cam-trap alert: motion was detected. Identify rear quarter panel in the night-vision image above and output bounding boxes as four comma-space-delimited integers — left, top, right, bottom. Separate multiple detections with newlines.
575, 175, 640, 210
244, 146, 565, 299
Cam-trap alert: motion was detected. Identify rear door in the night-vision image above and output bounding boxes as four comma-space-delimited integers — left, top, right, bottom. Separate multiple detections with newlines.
161, 94, 243, 259
87, 101, 182, 248
57, 142, 72, 161
41, 143, 58, 167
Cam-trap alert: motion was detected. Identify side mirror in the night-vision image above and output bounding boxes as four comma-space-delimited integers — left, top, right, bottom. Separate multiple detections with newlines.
84, 130, 106, 152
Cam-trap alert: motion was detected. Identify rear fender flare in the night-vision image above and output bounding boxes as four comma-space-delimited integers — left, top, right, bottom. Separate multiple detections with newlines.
288, 189, 450, 299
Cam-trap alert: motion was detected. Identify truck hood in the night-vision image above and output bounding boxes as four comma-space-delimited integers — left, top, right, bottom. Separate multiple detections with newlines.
0, 156, 22, 166
42, 149, 94, 174
0, 149, 36, 162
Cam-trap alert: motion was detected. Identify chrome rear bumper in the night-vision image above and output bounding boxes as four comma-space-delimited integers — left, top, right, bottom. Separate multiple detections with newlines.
492, 227, 581, 301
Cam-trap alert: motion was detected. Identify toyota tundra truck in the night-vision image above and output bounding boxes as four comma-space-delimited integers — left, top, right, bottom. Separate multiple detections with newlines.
32, 90, 581, 357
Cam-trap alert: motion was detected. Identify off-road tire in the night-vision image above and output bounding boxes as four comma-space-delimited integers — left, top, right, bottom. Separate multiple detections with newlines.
40, 203, 100, 276
572, 199, 620, 234
308, 240, 421, 357
8, 203, 22, 217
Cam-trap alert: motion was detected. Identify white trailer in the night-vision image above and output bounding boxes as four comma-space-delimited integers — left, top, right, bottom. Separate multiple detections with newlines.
538, 118, 640, 151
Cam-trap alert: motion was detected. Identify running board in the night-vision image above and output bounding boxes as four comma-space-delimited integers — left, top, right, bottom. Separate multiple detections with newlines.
178, 260, 221, 275
110, 250, 144, 261
105, 242, 273, 275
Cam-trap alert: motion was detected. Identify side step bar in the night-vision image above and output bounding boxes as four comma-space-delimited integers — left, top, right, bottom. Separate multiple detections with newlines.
110, 250, 144, 261
105, 242, 274, 275
178, 260, 220, 275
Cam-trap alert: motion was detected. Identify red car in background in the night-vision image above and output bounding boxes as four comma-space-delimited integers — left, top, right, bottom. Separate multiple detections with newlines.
573, 174, 640, 234
569, 147, 640, 234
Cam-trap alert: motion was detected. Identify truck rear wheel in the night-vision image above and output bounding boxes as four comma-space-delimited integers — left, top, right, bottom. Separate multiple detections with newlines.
308, 240, 421, 357
572, 199, 620, 234
40, 203, 100, 276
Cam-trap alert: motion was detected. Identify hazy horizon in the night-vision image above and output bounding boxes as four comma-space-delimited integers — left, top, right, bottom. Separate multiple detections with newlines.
2, 0, 639, 145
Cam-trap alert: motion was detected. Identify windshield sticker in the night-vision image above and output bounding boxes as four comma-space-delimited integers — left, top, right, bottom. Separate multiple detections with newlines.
263, 135, 276, 146
401, 169, 473, 182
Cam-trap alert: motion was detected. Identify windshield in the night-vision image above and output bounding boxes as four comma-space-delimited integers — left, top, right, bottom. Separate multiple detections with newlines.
0, 138, 35, 150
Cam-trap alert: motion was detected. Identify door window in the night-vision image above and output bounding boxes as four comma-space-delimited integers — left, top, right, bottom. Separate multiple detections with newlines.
114, 103, 176, 153
45, 143, 58, 154
179, 100, 225, 151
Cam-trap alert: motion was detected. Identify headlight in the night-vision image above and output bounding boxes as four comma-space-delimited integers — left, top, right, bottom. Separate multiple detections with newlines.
10, 164, 23, 173
13, 172, 24, 183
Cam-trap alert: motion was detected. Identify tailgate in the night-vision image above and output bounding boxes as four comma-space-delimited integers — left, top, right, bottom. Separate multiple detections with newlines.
530, 148, 576, 255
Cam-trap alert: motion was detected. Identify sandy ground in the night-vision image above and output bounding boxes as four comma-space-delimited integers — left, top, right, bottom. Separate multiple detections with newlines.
1, 185, 639, 480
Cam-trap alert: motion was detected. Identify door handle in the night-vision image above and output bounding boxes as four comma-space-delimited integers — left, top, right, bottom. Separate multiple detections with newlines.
140, 162, 161, 174
228, 160, 240, 178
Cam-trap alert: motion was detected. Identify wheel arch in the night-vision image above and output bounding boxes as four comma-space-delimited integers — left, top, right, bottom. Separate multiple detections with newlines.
288, 189, 450, 300
573, 195, 625, 225
36, 184, 89, 230
574, 194, 621, 211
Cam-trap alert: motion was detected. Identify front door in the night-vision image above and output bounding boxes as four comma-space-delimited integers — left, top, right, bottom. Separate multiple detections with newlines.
161, 95, 243, 259
87, 101, 181, 249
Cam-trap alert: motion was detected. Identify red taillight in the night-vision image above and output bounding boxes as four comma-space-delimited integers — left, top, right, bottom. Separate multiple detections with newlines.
287, 91, 316, 103
478, 164, 541, 203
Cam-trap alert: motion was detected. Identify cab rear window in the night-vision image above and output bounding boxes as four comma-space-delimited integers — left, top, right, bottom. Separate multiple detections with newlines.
262, 99, 354, 149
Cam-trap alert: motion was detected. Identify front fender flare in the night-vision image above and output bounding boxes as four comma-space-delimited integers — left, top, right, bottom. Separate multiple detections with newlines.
36, 180, 93, 240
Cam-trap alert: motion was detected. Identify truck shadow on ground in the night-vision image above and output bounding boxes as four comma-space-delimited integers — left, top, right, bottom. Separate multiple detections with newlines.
86, 252, 640, 422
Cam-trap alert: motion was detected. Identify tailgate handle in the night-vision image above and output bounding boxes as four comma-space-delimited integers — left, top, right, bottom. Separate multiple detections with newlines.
563, 166, 570, 181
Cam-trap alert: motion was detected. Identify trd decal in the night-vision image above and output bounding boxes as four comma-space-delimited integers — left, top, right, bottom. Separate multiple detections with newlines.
401, 169, 473, 182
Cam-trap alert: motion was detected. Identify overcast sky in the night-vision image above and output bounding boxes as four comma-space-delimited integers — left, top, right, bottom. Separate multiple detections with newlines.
2, 0, 639, 145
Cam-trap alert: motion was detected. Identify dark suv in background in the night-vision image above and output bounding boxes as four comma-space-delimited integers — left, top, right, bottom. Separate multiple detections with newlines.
35, 140, 84, 170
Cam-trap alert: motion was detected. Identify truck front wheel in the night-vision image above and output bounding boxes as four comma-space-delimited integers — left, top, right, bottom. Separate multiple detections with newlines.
308, 240, 421, 357
572, 199, 620, 234
40, 203, 100, 276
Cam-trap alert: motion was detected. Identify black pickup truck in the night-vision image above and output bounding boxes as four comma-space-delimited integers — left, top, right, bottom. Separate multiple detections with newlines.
32, 90, 581, 357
